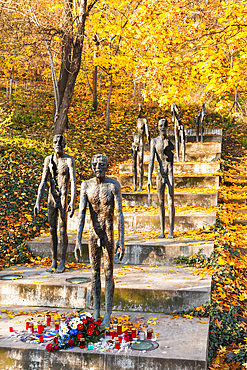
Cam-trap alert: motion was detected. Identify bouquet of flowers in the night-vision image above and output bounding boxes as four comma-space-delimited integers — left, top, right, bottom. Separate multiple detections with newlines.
46, 311, 103, 351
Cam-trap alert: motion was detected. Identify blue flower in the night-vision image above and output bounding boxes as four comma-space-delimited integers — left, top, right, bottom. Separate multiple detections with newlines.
69, 329, 78, 336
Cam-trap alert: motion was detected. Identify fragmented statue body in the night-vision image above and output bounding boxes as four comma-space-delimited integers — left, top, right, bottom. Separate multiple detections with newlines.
148, 119, 175, 238
34, 135, 76, 273
75, 154, 125, 327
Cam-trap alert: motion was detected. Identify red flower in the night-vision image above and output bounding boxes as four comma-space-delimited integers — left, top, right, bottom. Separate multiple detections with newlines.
54, 337, 58, 344
46, 343, 53, 352
87, 329, 93, 336
68, 339, 75, 346
54, 345, 59, 350
90, 318, 94, 321
95, 329, 99, 336
77, 332, 83, 339
82, 318, 87, 323
89, 323, 95, 330
77, 323, 83, 330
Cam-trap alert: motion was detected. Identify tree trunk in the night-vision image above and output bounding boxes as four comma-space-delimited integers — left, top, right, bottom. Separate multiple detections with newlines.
92, 65, 98, 110
105, 73, 113, 130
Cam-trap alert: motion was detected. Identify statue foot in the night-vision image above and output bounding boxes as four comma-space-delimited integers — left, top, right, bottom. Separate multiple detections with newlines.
101, 313, 111, 328
166, 232, 174, 239
55, 261, 65, 273
137, 187, 143, 192
133, 186, 137, 191
46, 261, 57, 272
157, 232, 165, 238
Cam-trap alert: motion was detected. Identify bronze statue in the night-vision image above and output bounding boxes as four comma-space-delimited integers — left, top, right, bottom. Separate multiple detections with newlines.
148, 119, 175, 239
75, 154, 124, 327
34, 135, 76, 273
131, 104, 150, 191
171, 102, 185, 162
196, 103, 205, 143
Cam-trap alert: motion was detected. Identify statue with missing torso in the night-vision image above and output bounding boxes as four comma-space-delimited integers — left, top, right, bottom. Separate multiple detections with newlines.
75, 154, 124, 327
34, 134, 76, 273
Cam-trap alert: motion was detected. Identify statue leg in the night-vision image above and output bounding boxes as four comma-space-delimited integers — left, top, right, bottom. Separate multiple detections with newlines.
55, 203, 68, 273
89, 231, 102, 321
47, 197, 58, 271
101, 235, 114, 327
137, 146, 144, 191
166, 171, 175, 238
156, 172, 165, 238
175, 123, 180, 161
132, 149, 138, 191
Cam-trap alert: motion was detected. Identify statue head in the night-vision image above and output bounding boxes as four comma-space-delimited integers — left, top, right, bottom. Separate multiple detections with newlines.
158, 118, 168, 136
92, 154, 109, 180
53, 135, 66, 155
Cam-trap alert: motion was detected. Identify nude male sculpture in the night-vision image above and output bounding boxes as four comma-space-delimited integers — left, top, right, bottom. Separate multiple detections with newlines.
131, 104, 150, 191
148, 119, 175, 238
34, 135, 76, 273
75, 154, 124, 327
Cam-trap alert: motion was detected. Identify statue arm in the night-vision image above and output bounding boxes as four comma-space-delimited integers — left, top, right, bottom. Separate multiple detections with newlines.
114, 182, 125, 261
145, 119, 150, 143
75, 181, 87, 261
68, 157, 76, 218
148, 139, 155, 189
34, 157, 49, 216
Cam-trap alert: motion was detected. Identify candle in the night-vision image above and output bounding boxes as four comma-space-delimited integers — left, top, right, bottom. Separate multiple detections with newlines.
147, 328, 153, 339
118, 336, 122, 343
9, 327, 13, 332
26, 321, 30, 330
80, 338, 85, 348
55, 322, 59, 330
28, 323, 34, 333
46, 315, 51, 326
127, 330, 132, 341
117, 325, 122, 336
105, 330, 111, 340
88, 342, 94, 350
39, 336, 44, 343
131, 328, 136, 339
115, 339, 120, 350
37, 323, 43, 334
139, 331, 145, 340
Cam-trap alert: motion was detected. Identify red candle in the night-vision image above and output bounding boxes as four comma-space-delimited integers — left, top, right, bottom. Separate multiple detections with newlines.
37, 323, 43, 334
26, 321, 30, 330
131, 328, 136, 339
124, 334, 129, 342
117, 325, 122, 336
80, 338, 85, 348
127, 330, 132, 341
115, 339, 120, 350
118, 336, 122, 343
9, 327, 13, 332
39, 336, 44, 343
46, 315, 51, 326
55, 323, 59, 330
147, 328, 153, 339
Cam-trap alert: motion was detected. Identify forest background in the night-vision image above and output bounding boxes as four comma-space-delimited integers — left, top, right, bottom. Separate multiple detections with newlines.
0, 0, 247, 368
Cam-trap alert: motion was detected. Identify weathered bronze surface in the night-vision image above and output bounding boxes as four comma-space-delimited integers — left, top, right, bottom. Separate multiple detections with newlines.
34, 135, 76, 273
196, 103, 205, 143
148, 119, 175, 239
131, 104, 150, 191
75, 154, 124, 327
171, 103, 186, 162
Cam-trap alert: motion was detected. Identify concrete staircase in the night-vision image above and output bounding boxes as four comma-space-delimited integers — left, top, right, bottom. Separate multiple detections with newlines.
0, 129, 222, 370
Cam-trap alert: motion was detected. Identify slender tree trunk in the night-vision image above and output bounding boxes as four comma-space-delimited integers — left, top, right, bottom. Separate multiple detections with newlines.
105, 73, 113, 130
92, 65, 98, 110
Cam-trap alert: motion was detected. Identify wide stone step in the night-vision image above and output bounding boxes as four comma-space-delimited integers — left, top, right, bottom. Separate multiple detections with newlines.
0, 307, 209, 370
122, 192, 218, 207
27, 234, 214, 266
119, 162, 220, 175
67, 211, 216, 233
0, 265, 211, 314
167, 128, 222, 143
117, 175, 220, 189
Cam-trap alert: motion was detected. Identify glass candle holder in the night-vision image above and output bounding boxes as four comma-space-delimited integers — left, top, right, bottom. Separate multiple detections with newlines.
127, 330, 132, 341
80, 338, 85, 348
138, 331, 145, 341
147, 328, 153, 340
46, 315, 51, 326
25, 321, 30, 330
37, 323, 43, 334
131, 328, 137, 339
115, 339, 120, 350
117, 325, 122, 336
88, 342, 94, 350
105, 330, 111, 341
55, 322, 59, 330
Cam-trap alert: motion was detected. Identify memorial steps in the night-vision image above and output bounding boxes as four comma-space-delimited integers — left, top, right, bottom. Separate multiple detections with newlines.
0, 129, 222, 370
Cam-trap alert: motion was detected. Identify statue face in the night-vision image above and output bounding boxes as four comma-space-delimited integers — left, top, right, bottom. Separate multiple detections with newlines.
92, 155, 108, 179
53, 135, 65, 154
158, 119, 168, 135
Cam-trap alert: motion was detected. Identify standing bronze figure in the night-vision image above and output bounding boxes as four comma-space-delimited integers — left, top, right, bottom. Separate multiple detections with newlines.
171, 102, 186, 162
34, 135, 76, 273
148, 119, 175, 239
75, 154, 124, 327
131, 104, 150, 191
196, 103, 205, 143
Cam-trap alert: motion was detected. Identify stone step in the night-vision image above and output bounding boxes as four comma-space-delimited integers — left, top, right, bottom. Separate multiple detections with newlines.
117, 175, 220, 189
233, 219, 247, 226
143, 151, 221, 162
122, 192, 218, 207
228, 198, 247, 205
233, 208, 247, 214
0, 307, 209, 370
184, 141, 221, 152
119, 162, 220, 175
0, 265, 211, 314
27, 234, 214, 266
67, 211, 216, 233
